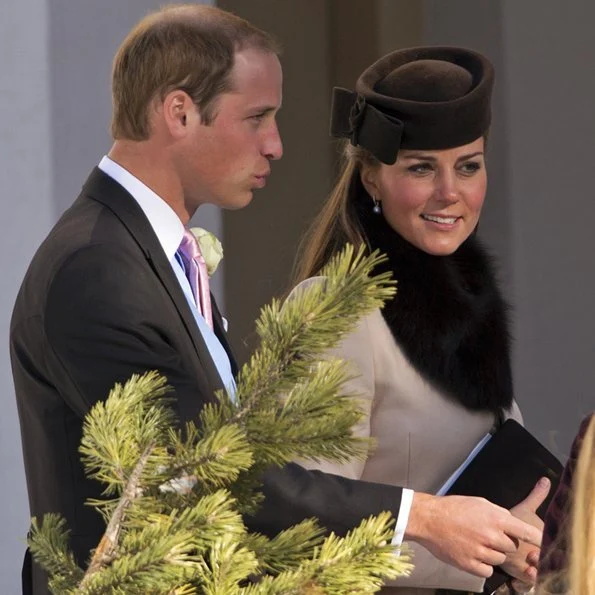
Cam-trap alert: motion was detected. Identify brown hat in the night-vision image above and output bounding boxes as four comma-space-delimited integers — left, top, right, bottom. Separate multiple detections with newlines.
330, 46, 494, 164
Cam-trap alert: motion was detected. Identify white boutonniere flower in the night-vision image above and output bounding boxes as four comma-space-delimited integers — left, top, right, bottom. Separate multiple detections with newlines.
190, 227, 224, 277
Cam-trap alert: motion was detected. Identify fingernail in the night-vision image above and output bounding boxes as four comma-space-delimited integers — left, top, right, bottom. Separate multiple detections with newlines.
538, 477, 550, 487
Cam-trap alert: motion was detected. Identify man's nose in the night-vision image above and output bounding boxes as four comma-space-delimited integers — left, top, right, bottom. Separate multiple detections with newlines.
263, 121, 283, 161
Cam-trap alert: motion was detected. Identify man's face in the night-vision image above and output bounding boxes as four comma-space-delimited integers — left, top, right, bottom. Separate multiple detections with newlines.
179, 48, 283, 211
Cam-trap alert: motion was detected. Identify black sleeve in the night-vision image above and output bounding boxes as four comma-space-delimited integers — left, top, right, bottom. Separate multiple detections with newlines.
245, 463, 403, 537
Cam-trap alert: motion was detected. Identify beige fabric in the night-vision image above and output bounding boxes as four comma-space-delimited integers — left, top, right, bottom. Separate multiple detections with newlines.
291, 278, 523, 594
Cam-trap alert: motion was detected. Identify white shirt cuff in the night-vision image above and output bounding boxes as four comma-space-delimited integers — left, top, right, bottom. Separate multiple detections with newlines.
391, 488, 414, 548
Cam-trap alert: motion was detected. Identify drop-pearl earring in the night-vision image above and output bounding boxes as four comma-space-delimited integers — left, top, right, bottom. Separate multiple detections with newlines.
372, 196, 382, 215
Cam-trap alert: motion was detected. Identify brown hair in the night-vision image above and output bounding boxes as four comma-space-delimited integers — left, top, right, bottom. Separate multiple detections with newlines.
291, 141, 380, 286
110, 3, 281, 140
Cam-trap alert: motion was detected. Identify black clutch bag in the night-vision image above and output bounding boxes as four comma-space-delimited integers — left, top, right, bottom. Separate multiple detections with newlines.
445, 418, 563, 516
443, 418, 564, 593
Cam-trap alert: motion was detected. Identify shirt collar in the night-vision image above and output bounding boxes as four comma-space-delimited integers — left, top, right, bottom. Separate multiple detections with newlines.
98, 155, 184, 260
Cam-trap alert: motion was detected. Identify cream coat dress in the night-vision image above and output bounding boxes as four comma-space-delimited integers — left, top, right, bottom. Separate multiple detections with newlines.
292, 279, 523, 595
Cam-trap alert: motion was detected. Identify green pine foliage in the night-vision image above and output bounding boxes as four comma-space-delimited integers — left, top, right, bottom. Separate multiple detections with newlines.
29, 245, 413, 593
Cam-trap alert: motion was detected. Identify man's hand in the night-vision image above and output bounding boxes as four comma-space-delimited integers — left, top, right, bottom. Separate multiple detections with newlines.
500, 477, 550, 584
405, 492, 543, 578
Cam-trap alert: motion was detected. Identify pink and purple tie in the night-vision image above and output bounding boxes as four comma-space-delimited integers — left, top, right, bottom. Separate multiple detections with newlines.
177, 229, 213, 330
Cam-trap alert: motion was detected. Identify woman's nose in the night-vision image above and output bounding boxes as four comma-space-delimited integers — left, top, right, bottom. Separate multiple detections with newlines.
435, 172, 458, 203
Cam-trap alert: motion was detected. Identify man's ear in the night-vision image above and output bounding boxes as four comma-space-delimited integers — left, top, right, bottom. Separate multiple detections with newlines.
360, 163, 380, 199
162, 90, 195, 138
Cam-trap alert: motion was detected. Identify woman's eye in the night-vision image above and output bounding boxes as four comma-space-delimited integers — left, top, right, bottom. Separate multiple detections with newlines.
459, 161, 482, 175
408, 163, 433, 174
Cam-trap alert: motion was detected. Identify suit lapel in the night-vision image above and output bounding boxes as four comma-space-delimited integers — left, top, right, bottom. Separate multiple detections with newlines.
211, 298, 239, 377
82, 168, 226, 395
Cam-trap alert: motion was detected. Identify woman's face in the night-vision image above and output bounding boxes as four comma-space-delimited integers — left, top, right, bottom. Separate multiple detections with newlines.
361, 137, 487, 255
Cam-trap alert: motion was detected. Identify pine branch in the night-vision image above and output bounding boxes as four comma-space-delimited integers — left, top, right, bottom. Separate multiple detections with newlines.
243, 520, 325, 575
78, 440, 155, 589
302, 512, 413, 592
222, 246, 394, 501
79, 372, 174, 495
235, 245, 395, 416
166, 421, 254, 489
28, 515, 84, 592
195, 533, 259, 595
76, 373, 181, 588
240, 513, 412, 595
124, 490, 247, 553
76, 490, 249, 594
242, 358, 369, 467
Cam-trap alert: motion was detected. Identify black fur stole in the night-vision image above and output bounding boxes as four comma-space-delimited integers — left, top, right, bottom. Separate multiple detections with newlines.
359, 205, 513, 415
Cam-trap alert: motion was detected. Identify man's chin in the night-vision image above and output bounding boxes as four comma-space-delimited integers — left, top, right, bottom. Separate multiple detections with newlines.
222, 190, 254, 211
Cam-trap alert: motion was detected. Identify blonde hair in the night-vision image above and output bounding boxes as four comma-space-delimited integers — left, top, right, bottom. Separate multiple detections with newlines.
110, 4, 280, 140
538, 414, 595, 594
567, 414, 595, 595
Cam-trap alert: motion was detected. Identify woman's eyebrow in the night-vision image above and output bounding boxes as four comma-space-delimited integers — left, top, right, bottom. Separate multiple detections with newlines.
401, 151, 484, 162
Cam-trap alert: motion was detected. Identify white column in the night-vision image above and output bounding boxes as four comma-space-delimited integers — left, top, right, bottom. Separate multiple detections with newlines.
0, 1, 53, 591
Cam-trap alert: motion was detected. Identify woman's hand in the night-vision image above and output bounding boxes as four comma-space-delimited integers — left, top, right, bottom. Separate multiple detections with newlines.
500, 477, 551, 584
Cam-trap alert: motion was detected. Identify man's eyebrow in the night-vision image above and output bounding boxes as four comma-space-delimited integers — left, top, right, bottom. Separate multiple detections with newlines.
247, 104, 280, 114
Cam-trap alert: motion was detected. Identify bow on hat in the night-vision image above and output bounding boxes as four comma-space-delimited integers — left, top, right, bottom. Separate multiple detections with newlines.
328, 46, 494, 166
330, 87, 404, 165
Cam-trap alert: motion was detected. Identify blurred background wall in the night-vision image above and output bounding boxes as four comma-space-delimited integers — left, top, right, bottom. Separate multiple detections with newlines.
1, 1, 593, 591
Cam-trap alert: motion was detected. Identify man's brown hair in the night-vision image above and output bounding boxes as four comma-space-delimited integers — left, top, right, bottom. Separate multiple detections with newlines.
111, 4, 281, 140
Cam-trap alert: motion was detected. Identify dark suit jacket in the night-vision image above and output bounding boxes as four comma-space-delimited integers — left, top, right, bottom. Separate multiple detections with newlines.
538, 412, 594, 587
11, 168, 404, 594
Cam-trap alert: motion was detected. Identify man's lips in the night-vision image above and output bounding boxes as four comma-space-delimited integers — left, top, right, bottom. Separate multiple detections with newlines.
252, 172, 270, 188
